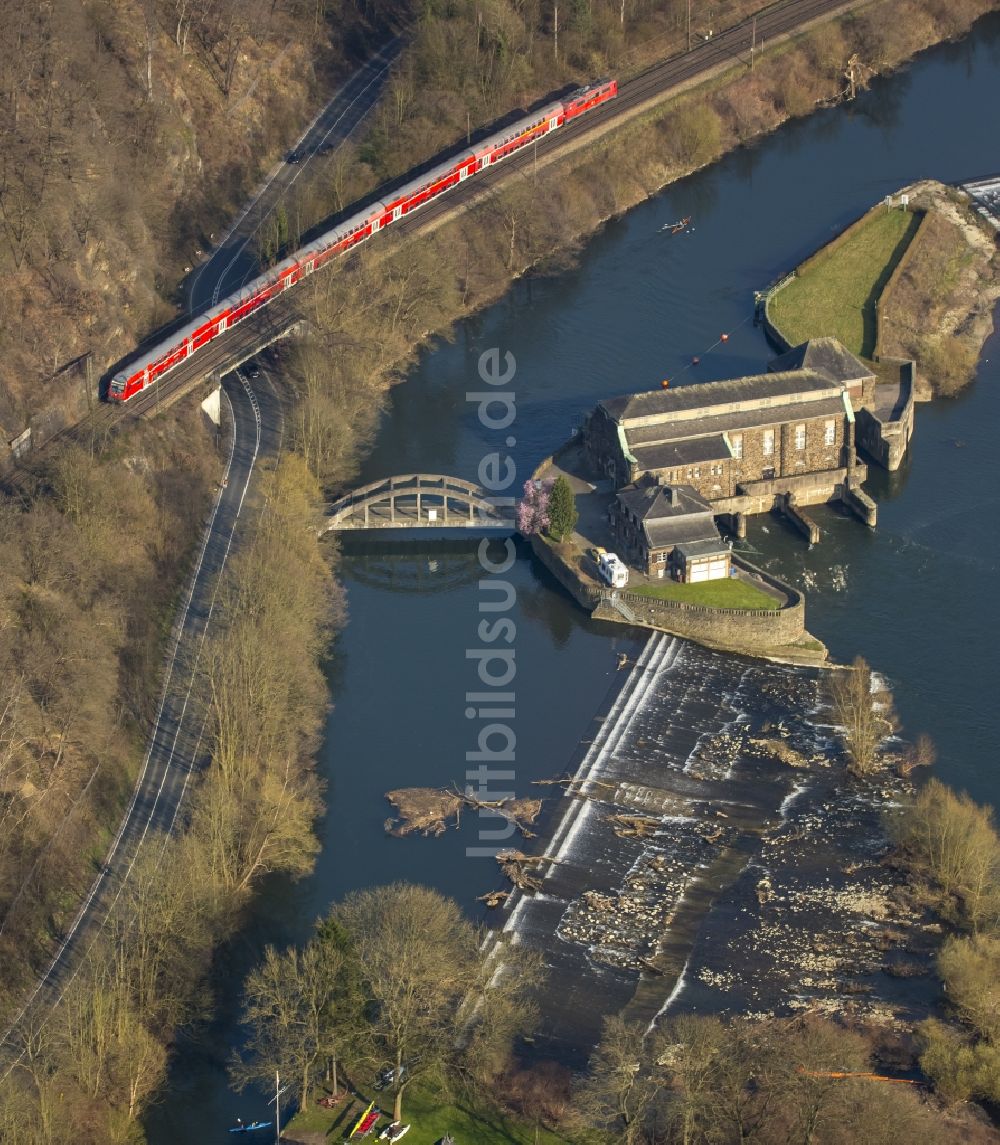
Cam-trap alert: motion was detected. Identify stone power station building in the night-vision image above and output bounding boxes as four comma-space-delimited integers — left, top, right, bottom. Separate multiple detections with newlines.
582, 338, 912, 578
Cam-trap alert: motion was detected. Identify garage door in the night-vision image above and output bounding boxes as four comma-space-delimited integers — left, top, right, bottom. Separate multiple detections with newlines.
688, 559, 729, 583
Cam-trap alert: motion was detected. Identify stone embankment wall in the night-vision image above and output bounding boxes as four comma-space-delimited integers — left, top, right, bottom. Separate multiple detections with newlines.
854, 362, 915, 472
759, 273, 794, 353
712, 464, 865, 517
529, 536, 808, 654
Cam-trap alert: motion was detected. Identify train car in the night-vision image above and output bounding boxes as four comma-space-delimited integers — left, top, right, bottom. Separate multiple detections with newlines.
108, 77, 618, 401
472, 100, 565, 170
562, 77, 617, 119
110, 311, 207, 400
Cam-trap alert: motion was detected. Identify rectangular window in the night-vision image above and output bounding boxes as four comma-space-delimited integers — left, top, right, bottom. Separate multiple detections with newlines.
763, 429, 774, 457
824, 419, 836, 446
795, 424, 806, 451
693, 467, 701, 478
731, 433, 743, 460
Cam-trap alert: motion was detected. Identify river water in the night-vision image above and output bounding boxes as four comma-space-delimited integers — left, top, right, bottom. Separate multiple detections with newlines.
147, 13, 1000, 1138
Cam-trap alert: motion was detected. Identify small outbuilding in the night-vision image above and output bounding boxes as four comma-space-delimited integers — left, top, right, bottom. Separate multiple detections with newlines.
611, 480, 731, 581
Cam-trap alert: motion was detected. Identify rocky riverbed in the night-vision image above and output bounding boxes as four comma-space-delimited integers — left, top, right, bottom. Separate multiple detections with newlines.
490, 634, 935, 1063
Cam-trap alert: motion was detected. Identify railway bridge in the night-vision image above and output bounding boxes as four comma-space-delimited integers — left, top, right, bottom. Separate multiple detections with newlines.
324, 474, 516, 531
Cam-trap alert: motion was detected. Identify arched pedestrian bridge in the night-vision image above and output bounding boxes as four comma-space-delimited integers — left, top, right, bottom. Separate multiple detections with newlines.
323, 474, 516, 532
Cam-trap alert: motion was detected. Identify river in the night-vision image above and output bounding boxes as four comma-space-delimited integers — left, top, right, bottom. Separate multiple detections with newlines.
147, 12, 1000, 1137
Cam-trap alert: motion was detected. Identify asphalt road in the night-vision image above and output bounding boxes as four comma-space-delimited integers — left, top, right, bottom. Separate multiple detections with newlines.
187, 36, 403, 313
3, 32, 399, 1059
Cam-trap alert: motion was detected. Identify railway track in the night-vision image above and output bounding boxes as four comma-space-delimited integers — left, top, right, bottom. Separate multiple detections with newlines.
25, 0, 862, 467
390, 0, 859, 234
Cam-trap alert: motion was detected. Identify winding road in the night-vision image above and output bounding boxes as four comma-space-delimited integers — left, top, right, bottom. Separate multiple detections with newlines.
0, 34, 399, 1058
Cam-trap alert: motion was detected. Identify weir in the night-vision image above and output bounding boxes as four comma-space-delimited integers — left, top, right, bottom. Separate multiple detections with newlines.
490, 642, 920, 1063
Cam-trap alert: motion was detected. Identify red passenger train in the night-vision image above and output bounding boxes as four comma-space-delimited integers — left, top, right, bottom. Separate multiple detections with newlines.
109, 78, 618, 401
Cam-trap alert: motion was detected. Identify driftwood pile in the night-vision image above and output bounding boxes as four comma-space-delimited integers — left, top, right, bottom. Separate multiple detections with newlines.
384, 787, 542, 838
496, 849, 553, 892
383, 788, 463, 837
608, 813, 661, 839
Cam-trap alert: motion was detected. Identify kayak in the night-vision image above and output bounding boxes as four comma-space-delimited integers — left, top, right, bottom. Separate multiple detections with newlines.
229, 1122, 272, 1134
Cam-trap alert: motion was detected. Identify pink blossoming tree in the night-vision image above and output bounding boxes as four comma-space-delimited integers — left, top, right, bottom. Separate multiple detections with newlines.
516, 479, 552, 536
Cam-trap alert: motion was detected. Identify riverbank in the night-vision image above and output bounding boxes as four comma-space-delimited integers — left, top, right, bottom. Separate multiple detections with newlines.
287, 1, 1000, 507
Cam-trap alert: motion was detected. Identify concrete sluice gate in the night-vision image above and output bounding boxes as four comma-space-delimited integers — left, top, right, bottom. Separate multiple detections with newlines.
500, 635, 930, 1065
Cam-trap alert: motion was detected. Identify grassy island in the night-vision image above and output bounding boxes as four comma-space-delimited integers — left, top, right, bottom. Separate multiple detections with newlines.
768, 207, 921, 359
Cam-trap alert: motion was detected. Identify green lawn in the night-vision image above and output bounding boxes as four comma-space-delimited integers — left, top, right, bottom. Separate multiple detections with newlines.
768, 208, 922, 358
285, 1085, 587, 1144
630, 577, 780, 610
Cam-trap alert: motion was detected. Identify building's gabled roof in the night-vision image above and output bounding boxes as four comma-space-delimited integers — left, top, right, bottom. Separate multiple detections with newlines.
630, 434, 731, 471
616, 481, 724, 552
675, 538, 731, 560
616, 481, 712, 521
600, 369, 841, 425
768, 337, 874, 386
630, 397, 847, 449
645, 516, 723, 550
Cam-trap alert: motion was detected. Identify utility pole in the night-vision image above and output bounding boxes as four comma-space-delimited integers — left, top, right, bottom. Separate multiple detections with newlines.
687, 0, 691, 52
553, 3, 559, 62
751, 16, 757, 69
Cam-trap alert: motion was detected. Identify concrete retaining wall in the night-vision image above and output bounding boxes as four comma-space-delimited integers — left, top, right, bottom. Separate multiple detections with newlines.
712, 465, 864, 517
841, 483, 878, 527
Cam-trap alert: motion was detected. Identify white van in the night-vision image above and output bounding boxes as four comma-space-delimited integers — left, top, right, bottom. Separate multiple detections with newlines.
598, 552, 629, 588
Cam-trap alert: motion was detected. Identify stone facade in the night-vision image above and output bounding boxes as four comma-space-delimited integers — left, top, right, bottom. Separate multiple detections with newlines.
581, 339, 885, 522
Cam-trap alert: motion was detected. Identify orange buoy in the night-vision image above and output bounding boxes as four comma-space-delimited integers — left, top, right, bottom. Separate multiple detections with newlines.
661, 378, 671, 389
720, 333, 729, 342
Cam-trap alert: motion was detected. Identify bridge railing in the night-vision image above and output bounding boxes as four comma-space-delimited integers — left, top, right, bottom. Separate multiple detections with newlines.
325, 473, 517, 530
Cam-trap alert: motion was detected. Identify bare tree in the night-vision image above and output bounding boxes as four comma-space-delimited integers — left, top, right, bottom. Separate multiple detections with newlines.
829, 656, 890, 775
234, 939, 345, 1109
331, 883, 538, 1121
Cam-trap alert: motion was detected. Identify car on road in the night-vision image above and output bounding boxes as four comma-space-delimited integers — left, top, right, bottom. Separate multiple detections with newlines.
285, 149, 301, 164
246, 363, 260, 378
